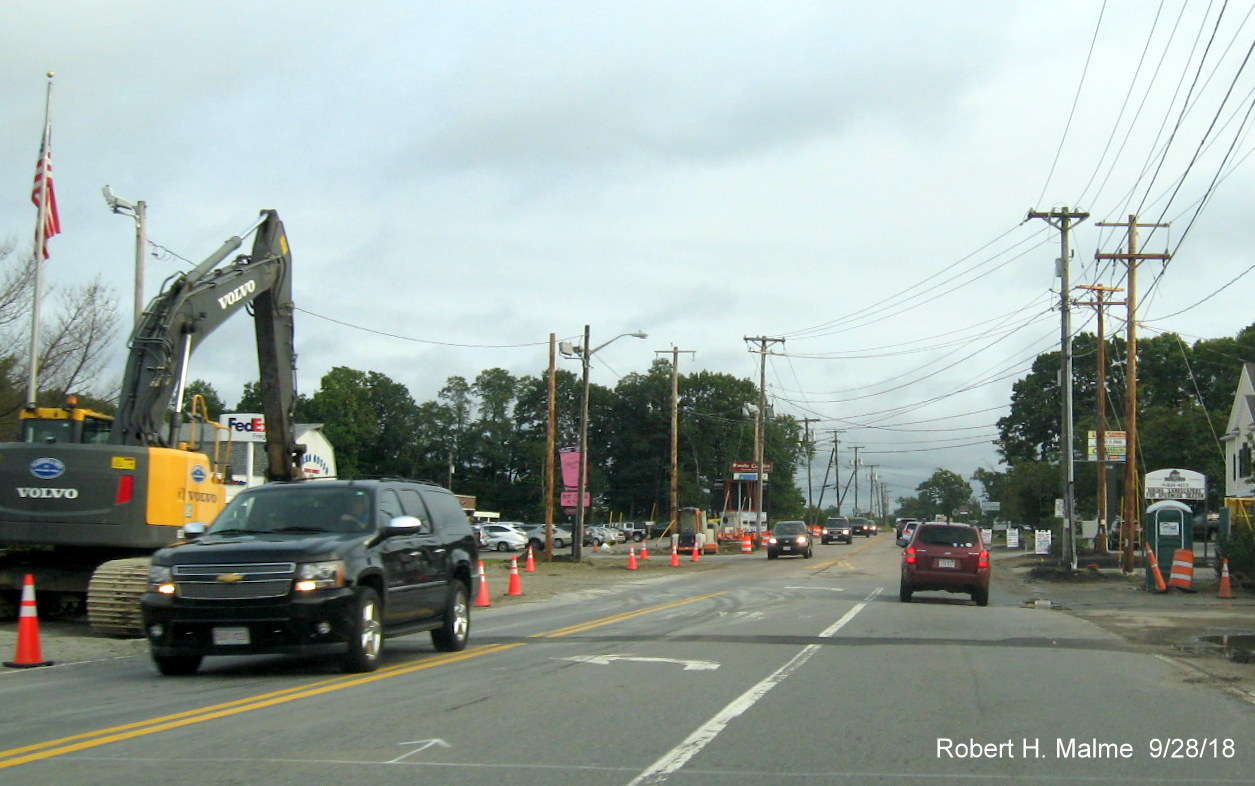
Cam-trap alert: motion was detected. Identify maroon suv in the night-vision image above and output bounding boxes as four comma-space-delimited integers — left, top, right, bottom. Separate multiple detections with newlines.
899, 522, 990, 606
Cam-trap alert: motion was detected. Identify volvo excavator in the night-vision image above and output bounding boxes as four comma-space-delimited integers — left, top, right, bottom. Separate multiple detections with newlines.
0, 209, 305, 636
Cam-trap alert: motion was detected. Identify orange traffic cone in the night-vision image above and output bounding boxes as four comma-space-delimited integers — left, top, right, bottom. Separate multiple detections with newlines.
670, 544, 681, 567
639, 541, 649, 560
474, 560, 491, 608
506, 556, 523, 596
691, 542, 701, 562
1147, 549, 1168, 593
627, 546, 638, 571
1219, 558, 1235, 599
5, 574, 53, 668
525, 546, 536, 573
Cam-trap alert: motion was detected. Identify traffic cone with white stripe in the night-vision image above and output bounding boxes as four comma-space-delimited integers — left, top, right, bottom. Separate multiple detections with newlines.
525, 545, 536, 573
670, 544, 681, 567
5, 574, 53, 668
1147, 549, 1168, 593
639, 541, 649, 560
1218, 558, 1235, 599
474, 560, 492, 607
506, 556, 523, 596
627, 546, 638, 571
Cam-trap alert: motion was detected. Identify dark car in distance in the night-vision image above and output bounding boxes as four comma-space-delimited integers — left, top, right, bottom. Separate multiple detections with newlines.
822, 517, 853, 544
899, 522, 990, 606
767, 520, 813, 560
850, 517, 875, 537
141, 479, 478, 676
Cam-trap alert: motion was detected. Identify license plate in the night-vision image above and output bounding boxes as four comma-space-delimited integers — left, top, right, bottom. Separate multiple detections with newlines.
213, 626, 250, 646
937, 558, 957, 569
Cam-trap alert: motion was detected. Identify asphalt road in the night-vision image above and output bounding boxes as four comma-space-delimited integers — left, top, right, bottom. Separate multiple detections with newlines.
2, 537, 1252, 784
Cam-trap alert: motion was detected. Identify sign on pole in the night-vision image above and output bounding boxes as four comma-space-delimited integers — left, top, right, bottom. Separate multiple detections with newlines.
1144, 468, 1206, 501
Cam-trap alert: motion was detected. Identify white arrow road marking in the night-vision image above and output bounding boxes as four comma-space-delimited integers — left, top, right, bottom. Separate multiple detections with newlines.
389, 739, 452, 763
715, 610, 765, 619
559, 654, 720, 671
785, 586, 846, 592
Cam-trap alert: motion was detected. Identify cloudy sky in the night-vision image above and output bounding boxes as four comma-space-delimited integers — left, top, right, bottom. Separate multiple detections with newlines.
4, 1, 1254, 506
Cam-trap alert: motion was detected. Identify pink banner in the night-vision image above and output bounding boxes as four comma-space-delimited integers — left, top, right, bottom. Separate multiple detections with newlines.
559, 447, 582, 489
560, 491, 591, 508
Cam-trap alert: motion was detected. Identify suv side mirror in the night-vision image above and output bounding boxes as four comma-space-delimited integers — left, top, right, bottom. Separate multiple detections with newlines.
182, 521, 207, 541
385, 515, 427, 537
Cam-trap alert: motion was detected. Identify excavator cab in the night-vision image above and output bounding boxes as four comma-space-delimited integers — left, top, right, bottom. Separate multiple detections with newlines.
18, 395, 114, 444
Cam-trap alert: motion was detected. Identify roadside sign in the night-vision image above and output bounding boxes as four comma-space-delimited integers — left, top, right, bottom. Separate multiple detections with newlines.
1144, 468, 1206, 501
1007, 528, 1020, 549
1087, 430, 1127, 461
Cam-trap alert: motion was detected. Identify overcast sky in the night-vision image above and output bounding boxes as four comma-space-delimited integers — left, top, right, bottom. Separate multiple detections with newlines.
4, 2, 1254, 508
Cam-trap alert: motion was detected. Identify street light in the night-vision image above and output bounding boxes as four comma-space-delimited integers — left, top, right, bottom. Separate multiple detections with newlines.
560, 325, 647, 560
102, 185, 146, 325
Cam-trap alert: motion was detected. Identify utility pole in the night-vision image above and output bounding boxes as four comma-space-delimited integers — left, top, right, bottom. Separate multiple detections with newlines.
544, 333, 557, 560
656, 346, 695, 541
745, 337, 784, 531
799, 417, 820, 526
866, 464, 880, 522
1096, 216, 1170, 573
850, 445, 863, 515
1075, 285, 1124, 555
1028, 206, 1089, 571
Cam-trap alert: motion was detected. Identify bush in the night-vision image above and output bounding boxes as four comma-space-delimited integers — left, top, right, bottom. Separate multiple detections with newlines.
1218, 524, 1255, 584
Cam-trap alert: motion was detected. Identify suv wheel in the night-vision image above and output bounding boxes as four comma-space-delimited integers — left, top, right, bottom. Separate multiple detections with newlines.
899, 578, 913, 603
341, 586, 383, 673
972, 587, 989, 607
153, 654, 202, 676
432, 582, 470, 652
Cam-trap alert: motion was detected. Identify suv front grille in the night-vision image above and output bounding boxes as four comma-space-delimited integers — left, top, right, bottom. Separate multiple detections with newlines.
172, 562, 297, 600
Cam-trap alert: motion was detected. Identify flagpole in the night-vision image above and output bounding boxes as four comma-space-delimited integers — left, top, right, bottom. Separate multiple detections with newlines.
25, 72, 54, 411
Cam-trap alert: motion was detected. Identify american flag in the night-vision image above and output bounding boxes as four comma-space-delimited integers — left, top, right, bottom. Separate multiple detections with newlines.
31, 132, 61, 259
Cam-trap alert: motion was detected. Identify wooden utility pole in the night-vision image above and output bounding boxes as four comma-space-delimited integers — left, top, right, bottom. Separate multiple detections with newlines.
1027, 206, 1089, 570
1075, 285, 1124, 554
1096, 215, 1170, 573
799, 417, 820, 526
655, 346, 695, 539
744, 337, 784, 531
545, 333, 557, 560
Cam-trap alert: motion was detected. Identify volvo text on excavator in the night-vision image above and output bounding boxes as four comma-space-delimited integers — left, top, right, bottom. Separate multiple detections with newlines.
0, 209, 304, 636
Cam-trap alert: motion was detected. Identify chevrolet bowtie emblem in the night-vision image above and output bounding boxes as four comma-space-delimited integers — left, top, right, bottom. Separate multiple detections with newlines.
217, 573, 244, 583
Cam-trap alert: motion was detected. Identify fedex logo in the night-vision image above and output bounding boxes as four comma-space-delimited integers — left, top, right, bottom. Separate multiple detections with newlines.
223, 413, 267, 442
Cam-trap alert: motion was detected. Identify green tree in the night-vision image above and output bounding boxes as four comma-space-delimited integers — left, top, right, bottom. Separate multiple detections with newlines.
183, 379, 227, 418
916, 469, 973, 521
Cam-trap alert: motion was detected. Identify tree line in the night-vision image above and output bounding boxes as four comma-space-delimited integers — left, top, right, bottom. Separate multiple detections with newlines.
193, 359, 807, 524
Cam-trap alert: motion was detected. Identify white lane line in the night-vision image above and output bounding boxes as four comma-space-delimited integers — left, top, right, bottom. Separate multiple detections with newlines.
626, 592, 876, 786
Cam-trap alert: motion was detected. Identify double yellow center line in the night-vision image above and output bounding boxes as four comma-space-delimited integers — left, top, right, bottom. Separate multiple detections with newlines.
0, 592, 724, 770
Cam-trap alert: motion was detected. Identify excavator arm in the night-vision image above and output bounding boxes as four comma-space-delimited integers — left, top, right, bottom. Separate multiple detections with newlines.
110, 209, 305, 482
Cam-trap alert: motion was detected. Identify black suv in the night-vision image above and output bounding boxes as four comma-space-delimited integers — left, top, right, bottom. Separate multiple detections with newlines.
822, 517, 852, 544
141, 479, 478, 676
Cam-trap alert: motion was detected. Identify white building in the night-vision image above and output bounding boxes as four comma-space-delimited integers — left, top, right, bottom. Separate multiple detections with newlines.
1221, 363, 1255, 501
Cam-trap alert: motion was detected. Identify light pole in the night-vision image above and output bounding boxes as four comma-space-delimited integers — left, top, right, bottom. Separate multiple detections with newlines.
561, 326, 647, 560
102, 185, 147, 324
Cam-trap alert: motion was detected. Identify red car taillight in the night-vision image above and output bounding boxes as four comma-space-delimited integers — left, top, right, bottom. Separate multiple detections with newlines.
978, 549, 989, 569
904, 545, 917, 564
115, 475, 134, 504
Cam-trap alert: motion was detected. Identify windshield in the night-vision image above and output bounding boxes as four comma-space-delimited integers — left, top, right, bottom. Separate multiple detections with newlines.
774, 522, 807, 535
210, 487, 375, 535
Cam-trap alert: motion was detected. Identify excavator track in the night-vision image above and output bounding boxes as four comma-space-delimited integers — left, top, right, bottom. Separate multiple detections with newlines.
87, 557, 151, 638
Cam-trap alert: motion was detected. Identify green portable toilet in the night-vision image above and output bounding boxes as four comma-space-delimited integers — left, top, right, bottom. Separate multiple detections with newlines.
1145, 500, 1192, 591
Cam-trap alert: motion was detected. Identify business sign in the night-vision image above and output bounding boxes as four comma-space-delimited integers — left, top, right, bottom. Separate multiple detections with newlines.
1087, 431, 1127, 461
1007, 528, 1020, 549
732, 472, 768, 481
1035, 529, 1052, 555
1144, 468, 1206, 501
223, 413, 267, 443
559, 491, 591, 508
730, 461, 773, 473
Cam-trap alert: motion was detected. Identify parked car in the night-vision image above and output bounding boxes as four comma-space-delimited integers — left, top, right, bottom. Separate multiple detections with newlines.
617, 522, 650, 542
141, 479, 478, 675
517, 523, 571, 550
894, 518, 918, 538
822, 517, 852, 544
766, 520, 813, 559
481, 522, 529, 552
471, 523, 490, 549
899, 521, 990, 606
584, 525, 620, 546
895, 520, 919, 547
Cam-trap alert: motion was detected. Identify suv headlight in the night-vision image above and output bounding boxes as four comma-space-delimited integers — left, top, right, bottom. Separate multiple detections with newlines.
149, 564, 175, 595
296, 560, 345, 592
